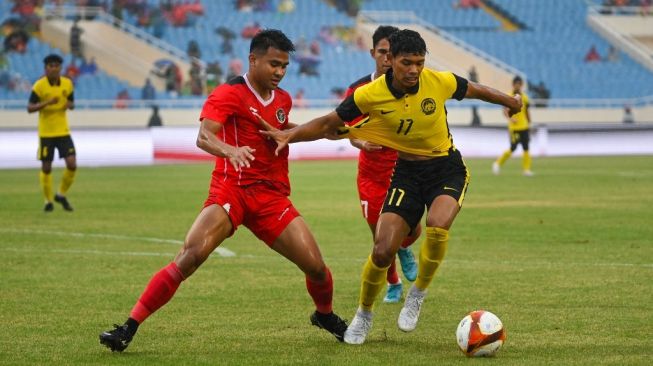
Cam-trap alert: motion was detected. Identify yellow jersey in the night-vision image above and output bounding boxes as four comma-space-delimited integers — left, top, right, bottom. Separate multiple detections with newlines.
508, 90, 529, 131
336, 68, 468, 157
29, 76, 74, 137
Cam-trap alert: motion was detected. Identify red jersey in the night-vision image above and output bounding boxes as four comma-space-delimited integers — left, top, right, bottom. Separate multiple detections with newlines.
344, 73, 398, 183
199, 74, 292, 195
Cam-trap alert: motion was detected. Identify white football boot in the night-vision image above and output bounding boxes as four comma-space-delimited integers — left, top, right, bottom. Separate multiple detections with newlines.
343, 307, 373, 345
398, 285, 426, 332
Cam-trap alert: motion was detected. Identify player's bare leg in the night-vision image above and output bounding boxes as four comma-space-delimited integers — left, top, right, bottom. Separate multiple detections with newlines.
271, 216, 348, 342
399, 195, 459, 332
54, 154, 76, 211
100, 204, 232, 352
345, 213, 409, 344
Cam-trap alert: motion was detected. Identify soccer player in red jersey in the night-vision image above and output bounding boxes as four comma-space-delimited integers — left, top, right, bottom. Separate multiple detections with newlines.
343, 26, 421, 303
99, 29, 347, 352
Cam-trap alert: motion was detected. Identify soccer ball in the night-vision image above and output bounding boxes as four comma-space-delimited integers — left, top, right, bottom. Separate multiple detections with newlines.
456, 310, 506, 357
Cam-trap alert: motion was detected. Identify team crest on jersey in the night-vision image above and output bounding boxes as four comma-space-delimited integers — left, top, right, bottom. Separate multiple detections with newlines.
276, 108, 286, 124
421, 98, 436, 115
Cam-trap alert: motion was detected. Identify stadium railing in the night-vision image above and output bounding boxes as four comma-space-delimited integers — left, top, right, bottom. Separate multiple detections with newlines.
1, 95, 652, 111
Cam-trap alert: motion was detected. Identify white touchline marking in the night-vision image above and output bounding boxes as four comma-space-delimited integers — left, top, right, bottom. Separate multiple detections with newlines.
2, 247, 174, 257
0, 228, 236, 257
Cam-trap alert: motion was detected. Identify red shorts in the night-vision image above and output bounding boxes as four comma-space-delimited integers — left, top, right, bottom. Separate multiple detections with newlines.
203, 182, 300, 246
357, 176, 390, 226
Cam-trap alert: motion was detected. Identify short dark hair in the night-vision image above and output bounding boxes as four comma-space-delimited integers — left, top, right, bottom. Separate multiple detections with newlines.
388, 29, 427, 57
372, 25, 399, 48
43, 54, 63, 65
250, 29, 295, 54
513, 75, 523, 84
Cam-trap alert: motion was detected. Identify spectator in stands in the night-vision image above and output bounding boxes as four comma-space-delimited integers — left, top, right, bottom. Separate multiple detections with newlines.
141, 78, 156, 100
622, 104, 634, 124
3, 29, 29, 54
310, 39, 321, 56
151, 8, 166, 38
641, 0, 651, 16
584, 45, 601, 62
330, 87, 345, 99
114, 88, 131, 109
319, 26, 338, 46
148, 105, 163, 127
530, 81, 550, 108
296, 54, 320, 77
278, 0, 295, 13
226, 57, 243, 81
110, 0, 124, 27
0, 51, 9, 88
70, 19, 84, 62
468, 66, 478, 83
468, 66, 480, 125
216, 26, 236, 55
241, 21, 261, 39
65, 60, 80, 81
454, 0, 481, 9
187, 39, 201, 59
189, 60, 204, 96
163, 63, 181, 97
205, 61, 224, 92
606, 45, 619, 62
294, 89, 307, 108
79, 57, 98, 75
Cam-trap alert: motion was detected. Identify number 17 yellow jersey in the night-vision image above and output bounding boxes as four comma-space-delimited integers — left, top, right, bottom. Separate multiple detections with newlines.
335, 68, 468, 157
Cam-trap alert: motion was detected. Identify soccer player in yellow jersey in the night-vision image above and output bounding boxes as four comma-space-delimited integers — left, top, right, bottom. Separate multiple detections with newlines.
260, 29, 521, 344
28, 54, 77, 212
492, 76, 534, 176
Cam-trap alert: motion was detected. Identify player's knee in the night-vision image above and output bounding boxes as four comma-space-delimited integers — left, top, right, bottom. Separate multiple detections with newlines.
371, 245, 395, 268
175, 245, 208, 277
304, 262, 327, 281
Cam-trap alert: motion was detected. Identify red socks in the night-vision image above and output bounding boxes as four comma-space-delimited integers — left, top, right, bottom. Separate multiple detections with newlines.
130, 262, 185, 323
386, 259, 399, 284
305, 267, 334, 314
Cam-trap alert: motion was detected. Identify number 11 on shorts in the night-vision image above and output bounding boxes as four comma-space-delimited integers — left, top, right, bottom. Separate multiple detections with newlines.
387, 188, 405, 206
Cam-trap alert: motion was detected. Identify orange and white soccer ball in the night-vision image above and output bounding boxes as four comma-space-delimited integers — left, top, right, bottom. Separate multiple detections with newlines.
456, 310, 506, 357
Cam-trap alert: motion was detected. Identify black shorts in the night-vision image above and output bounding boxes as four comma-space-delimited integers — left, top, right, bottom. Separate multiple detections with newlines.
509, 129, 530, 151
381, 148, 470, 230
37, 135, 76, 162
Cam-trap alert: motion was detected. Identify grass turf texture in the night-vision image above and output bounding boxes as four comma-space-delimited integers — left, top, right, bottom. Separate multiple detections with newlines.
0, 156, 651, 365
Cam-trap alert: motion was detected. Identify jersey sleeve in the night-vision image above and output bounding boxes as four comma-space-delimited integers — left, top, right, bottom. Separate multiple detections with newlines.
29, 91, 39, 104
29, 80, 42, 104
65, 78, 75, 101
522, 92, 529, 108
441, 72, 469, 100
335, 93, 363, 122
199, 85, 239, 123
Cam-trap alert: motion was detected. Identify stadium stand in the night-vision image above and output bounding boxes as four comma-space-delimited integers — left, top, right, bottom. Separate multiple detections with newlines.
2, 0, 653, 102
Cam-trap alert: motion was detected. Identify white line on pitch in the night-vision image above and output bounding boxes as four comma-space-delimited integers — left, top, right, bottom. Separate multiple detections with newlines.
2, 247, 174, 257
0, 228, 236, 257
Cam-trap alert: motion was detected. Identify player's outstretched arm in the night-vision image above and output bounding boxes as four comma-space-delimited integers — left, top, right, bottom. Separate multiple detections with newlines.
465, 81, 522, 116
259, 111, 344, 155
197, 118, 255, 171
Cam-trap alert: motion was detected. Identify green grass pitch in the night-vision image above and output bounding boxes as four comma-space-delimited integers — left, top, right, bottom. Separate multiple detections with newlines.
1, 156, 651, 365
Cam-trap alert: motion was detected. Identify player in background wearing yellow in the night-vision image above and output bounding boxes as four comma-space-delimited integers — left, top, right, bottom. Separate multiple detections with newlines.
259, 29, 521, 344
492, 75, 534, 176
27, 54, 77, 212
343, 25, 420, 304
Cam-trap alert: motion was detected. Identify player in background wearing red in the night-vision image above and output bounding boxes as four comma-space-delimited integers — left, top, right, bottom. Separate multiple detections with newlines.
99, 29, 347, 352
343, 26, 421, 303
